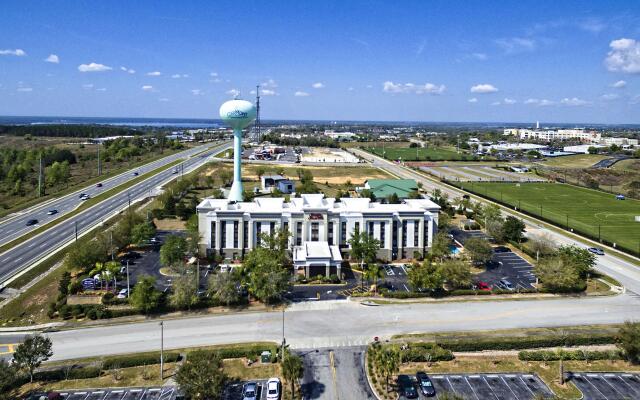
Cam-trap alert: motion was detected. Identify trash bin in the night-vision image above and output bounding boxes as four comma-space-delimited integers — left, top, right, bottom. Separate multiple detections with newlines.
261, 350, 272, 363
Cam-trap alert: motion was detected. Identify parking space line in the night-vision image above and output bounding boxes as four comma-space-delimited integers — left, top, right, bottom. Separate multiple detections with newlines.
500, 375, 521, 400
584, 376, 608, 399
480, 375, 500, 400
517, 374, 537, 399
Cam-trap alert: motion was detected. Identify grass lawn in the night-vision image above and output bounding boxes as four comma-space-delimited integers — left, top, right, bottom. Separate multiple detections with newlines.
363, 145, 465, 161
612, 158, 640, 172
539, 154, 609, 169
463, 182, 640, 255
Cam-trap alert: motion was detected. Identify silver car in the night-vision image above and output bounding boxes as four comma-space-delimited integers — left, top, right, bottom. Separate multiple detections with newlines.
242, 382, 258, 400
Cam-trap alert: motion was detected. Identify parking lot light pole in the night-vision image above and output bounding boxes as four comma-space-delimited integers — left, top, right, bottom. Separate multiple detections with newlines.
126, 261, 130, 298
160, 321, 164, 380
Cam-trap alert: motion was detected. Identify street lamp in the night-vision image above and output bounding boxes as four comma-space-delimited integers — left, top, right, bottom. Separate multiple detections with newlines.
126, 261, 130, 298
281, 307, 286, 363
159, 321, 164, 380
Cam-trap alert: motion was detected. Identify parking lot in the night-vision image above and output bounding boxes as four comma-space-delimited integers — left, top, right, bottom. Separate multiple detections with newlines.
381, 264, 411, 292
567, 372, 640, 400
38, 387, 178, 400
399, 373, 554, 399
222, 379, 270, 400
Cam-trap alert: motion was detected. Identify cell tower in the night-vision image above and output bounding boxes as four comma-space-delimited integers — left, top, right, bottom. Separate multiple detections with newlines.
255, 84, 261, 142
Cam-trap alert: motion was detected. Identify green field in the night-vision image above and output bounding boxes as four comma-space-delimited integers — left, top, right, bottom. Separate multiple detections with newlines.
463, 182, 640, 255
364, 145, 466, 161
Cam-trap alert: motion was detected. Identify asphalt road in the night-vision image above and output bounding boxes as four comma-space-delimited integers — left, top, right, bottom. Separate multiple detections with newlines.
4, 293, 633, 362
0, 141, 231, 285
349, 148, 640, 294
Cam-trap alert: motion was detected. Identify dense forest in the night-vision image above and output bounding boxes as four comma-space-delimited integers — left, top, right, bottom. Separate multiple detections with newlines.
0, 124, 141, 138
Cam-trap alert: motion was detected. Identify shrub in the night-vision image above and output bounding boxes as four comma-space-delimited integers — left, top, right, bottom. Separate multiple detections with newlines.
202, 343, 279, 362
58, 305, 72, 320
102, 352, 181, 370
398, 343, 454, 362
436, 334, 615, 352
34, 366, 101, 382
86, 307, 98, 320
102, 292, 115, 304
518, 349, 623, 361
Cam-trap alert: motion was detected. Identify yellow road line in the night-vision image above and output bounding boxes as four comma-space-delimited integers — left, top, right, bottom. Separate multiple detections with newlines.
329, 350, 339, 400
0, 343, 16, 355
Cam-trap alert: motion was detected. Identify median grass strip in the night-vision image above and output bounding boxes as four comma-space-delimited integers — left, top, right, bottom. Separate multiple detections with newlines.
0, 158, 183, 257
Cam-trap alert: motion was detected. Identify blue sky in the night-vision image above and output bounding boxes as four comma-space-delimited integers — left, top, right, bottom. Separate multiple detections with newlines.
1, 0, 640, 123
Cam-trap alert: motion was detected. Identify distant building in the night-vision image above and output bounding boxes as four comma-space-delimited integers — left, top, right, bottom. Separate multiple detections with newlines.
196, 194, 440, 271
504, 128, 601, 143
323, 130, 357, 140
361, 179, 419, 200
563, 144, 607, 154
261, 175, 295, 194
487, 143, 547, 152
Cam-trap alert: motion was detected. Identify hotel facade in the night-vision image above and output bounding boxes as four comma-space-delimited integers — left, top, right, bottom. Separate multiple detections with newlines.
197, 194, 440, 277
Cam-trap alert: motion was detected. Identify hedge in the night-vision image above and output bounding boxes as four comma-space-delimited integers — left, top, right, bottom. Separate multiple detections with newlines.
202, 343, 279, 361
382, 288, 538, 299
398, 343, 454, 362
102, 351, 181, 370
435, 334, 616, 352
34, 366, 102, 382
519, 349, 623, 361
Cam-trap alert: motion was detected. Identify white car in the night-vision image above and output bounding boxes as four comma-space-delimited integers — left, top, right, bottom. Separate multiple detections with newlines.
266, 378, 281, 400
116, 289, 128, 299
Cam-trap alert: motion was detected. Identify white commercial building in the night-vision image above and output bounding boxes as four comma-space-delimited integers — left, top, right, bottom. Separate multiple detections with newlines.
504, 128, 601, 143
197, 194, 440, 277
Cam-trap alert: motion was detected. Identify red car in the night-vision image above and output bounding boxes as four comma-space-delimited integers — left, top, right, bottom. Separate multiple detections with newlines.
475, 281, 491, 291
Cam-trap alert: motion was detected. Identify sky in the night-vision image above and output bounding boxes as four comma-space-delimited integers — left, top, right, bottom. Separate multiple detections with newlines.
1, 1, 640, 124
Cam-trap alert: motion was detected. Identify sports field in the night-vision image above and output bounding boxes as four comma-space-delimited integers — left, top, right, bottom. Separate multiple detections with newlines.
364, 145, 465, 161
464, 182, 640, 255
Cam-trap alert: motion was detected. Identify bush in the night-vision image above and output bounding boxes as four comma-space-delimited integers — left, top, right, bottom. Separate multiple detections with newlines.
202, 343, 279, 362
518, 349, 623, 361
58, 304, 72, 319
102, 292, 115, 304
102, 352, 181, 370
86, 307, 98, 320
436, 334, 616, 352
398, 343, 454, 362
34, 366, 101, 382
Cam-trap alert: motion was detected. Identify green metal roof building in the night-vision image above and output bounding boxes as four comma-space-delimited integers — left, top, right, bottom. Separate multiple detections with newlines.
363, 179, 418, 199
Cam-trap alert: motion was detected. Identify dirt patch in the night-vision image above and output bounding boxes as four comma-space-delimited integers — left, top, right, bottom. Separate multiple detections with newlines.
67, 295, 103, 305
153, 218, 186, 230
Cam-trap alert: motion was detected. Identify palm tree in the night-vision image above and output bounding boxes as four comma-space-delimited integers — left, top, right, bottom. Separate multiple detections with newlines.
282, 353, 304, 399
364, 264, 385, 295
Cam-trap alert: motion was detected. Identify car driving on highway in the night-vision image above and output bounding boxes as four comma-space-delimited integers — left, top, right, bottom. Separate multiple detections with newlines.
588, 247, 605, 256
26, 219, 39, 226
96, 183, 103, 187
47, 209, 58, 215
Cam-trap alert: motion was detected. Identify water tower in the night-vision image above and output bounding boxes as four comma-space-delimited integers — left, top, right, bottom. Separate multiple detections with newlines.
219, 99, 256, 202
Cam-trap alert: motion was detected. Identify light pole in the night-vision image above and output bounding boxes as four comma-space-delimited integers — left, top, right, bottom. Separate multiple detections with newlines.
281, 307, 286, 363
159, 321, 164, 380
74, 221, 78, 241
126, 260, 130, 298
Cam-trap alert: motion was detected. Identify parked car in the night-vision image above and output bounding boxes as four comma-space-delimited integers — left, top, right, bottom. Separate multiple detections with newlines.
416, 372, 436, 397
475, 281, 491, 291
124, 251, 142, 259
242, 381, 258, 400
119, 258, 134, 266
26, 219, 39, 226
397, 375, 418, 399
96, 183, 103, 187
266, 378, 281, 400
493, 246, 511, 253
47, 209, 58, 215
149, 237, 161, 244
588, 247, 605, 256
498, 279, 515, 291
116, 289, 128, 299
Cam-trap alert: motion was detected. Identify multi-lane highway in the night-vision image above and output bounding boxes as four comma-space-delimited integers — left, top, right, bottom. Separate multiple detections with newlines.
0, 141, 231, 285
350, 148, 640, 294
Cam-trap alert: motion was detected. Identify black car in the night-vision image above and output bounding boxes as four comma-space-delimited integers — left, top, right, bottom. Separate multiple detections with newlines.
493, 246, 511, 253
124, 251, 142, 259
26, 219, 39, 226
416, 372, 436, 397
397, 375, 418, 399
132, 172, 139, 176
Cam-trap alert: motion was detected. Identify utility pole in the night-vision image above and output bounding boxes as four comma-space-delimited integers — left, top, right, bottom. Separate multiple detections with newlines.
74, 221, 78, 241
196, 258, 200, 291
159, 321, 164, 380
110, 231, 114, 260
255, 85, 261, 142
126, 260, 130, 298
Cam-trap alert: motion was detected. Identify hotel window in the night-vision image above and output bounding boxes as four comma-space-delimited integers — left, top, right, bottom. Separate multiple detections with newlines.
233, 221, 239, 248
270, 221, 275, 235
380, 222, 385, 246
210, 222, 216, 249
243, 221, 248, 249
392, 221, 398, 248
311, 222, 319, 241
354, 222, 360, 233
221, 221, 227, 249
283, 221, 289, 234
413, 220, 419, 247
402, 220, 407, 247
296, 222, 302, 246
340, 221, 347, 244
423, 221, 429, 248
368, 221, 374, 237
328, 222, 334, 245
256, 222, 262, 246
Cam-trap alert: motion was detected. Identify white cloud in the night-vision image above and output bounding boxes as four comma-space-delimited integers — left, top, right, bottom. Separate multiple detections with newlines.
600, 93, 619, 101
312, 82, 325, 89
348, 87, 354, 91
17, 87, 33, 92
159, 97, 170, 102
578, 18, 606, 33
560, 97, 590, 106
605, 38, 640, 74
44, 54, 59, 63
0, 49, 26, 56
294, 91, 310, 97
491, 101, 501, 106
471, 53, 487, 60
470, 83, 498, 94
382, 81, 446, 95
82, 84, 94, 89
210, 72, 218, 77
468, 98, 478, 103
141, 85, 153, 91
495, 37, 536, 54
191, 89, 203, 96
78, 62, 112, 72
226, 88, 240, 97
171, 74, 189, 78
366, 84, 373, 89
120, 66, 135, 74
96, 88, 107, 92
146, 71, 162, 76
503, 98, 517, 104
611, 80, 627, 88
261, 89, 277, 96
261, 79, 278, 89
525, 98, 554, 106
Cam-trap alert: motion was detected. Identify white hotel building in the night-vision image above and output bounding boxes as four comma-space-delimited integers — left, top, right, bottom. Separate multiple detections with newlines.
503, 128, 601, 143
197, 194, 440, 277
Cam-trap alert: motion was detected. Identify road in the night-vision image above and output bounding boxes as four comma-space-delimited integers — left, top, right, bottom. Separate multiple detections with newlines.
3, 293, 633, 362
350, 148, 640, 294
0, 141, 231, 285
0, 143, 222, 246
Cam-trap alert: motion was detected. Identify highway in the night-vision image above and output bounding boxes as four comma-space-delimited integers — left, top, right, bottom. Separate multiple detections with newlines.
9, 294, 639, 362
0, 143, 224, 246
0, 141, 231, 285
350, 148, 640, 294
